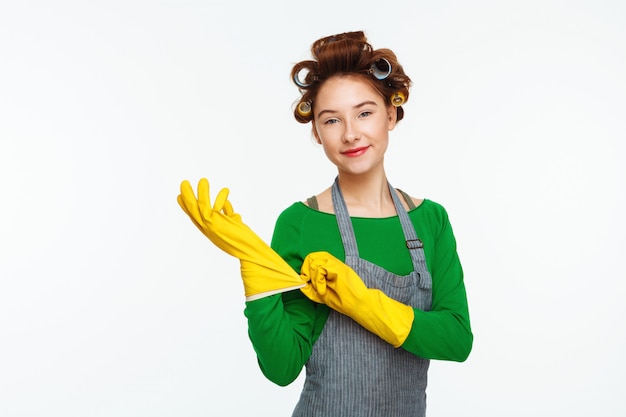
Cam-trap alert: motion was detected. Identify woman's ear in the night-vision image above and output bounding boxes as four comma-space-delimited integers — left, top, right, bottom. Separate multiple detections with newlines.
387, 105, 398, 131
312, 122, 322, 144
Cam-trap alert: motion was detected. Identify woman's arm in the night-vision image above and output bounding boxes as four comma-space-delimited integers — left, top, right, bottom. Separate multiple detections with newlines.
243, 205, 329, 386
245, 291, 325, 386
401, 208, 473, 361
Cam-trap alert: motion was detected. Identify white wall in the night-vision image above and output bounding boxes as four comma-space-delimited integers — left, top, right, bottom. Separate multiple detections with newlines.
1, 1, 624, 416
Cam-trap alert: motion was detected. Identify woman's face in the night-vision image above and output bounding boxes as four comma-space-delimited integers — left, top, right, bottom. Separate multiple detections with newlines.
313, 75, 397, 177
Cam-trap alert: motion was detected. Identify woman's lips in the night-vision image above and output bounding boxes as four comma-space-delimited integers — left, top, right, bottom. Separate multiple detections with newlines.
341, 146, 369, 157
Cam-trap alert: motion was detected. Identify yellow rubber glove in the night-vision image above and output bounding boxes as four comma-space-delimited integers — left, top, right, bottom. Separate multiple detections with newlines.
177, 178, 305, 301
300, 251, 415, 347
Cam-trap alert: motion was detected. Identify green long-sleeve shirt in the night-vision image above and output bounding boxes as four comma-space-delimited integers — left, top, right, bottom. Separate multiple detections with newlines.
244, 199, 472, 386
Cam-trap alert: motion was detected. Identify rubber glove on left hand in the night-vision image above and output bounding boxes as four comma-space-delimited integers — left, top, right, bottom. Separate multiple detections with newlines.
300, 251, 414, 347
178, 178, 305, 301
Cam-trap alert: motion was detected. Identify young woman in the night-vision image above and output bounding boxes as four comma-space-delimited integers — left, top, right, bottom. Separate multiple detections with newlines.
178, 30, 472, 417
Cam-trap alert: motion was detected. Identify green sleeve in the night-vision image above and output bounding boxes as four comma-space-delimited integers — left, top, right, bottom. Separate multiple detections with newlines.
401, 207, 473, 361
243, 206, 329, 386
244, 290, 325, 386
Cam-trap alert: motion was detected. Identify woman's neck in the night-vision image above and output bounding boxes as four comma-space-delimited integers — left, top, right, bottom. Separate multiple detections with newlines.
336, 170, 397, 218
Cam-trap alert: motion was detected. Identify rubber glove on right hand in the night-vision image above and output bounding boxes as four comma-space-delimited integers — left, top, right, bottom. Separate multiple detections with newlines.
177, 178, 305, 301
300, 251, 414, 348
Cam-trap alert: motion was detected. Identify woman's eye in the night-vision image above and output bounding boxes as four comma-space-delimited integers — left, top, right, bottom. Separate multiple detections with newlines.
324, 118, 339, 125
359, 111, 372, 118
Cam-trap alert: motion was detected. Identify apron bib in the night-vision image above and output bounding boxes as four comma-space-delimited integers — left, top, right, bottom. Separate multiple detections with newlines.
292, 179, 433, 417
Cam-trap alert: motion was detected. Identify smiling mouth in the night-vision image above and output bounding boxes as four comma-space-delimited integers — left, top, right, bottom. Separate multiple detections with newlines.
342, 146, 369, 157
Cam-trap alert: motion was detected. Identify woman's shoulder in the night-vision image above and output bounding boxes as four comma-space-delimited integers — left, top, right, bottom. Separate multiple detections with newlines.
277, 201, 319, 218
275, 200, 334, 227
413, 198, 445, 211
407, 198, 456, 240
272, 201, 339, 250
278, 201, 308, 215
410, 198, 449, 218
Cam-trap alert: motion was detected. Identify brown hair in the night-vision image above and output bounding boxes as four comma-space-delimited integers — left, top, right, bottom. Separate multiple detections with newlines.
291, 31, 412, 124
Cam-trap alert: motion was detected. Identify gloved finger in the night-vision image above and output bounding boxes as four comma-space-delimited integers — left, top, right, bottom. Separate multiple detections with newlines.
213, 187, 230, 213
300, 256, 312, 278
179, 180, 202, 221
178, 195, 205, 231
177, 194, 191, 216
312, 251, 345, 283
302, 256, 327, 296
222, 198, 235, 216
222, 199, 244, 222
300, 272, 327, 298
197, 178, 213, 220
300, 283, 325, 304
313, 263, 328, 296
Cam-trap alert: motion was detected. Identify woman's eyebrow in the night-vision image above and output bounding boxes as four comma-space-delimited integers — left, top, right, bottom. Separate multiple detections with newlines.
316, 100, 378, 119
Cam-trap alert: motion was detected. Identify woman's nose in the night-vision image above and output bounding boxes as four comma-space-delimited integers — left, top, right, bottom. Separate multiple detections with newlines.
342, 120, 359, 143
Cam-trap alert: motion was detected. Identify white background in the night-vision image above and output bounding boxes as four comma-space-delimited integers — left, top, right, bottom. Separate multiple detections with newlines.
1, 1, 625, 416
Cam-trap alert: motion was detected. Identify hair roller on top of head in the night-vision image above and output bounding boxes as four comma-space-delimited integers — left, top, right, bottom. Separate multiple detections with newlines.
291, 30, 412, 124
369, 58, 392, 80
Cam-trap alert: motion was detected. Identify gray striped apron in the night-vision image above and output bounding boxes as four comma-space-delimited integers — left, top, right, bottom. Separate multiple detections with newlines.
292, 178, 433, 417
